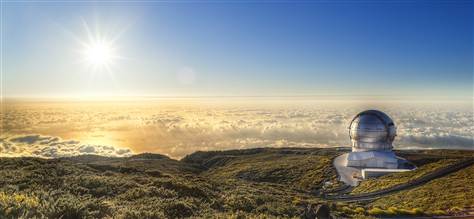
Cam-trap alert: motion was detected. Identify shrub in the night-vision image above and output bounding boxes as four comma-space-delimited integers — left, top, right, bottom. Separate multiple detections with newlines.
354, 207, 365, 214
411, 208, 424, 215
163, 201, 194, 218
341, 206, 353, 214
0, 192, 40, 218
367, 207, 384, 215
386, 206, 398, 215
159, 180, 209, 199
292, 197, 302, 206
450, 206, 463, 213
115, 208, 163, 219
396, 208, 414, 215
431, 210, 447, 215
225, 195, 257, 212
38, 193, 111, 219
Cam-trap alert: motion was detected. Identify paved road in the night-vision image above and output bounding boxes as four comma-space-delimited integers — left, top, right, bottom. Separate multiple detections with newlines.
333, 153, 361, 186
325, 158, 474, 202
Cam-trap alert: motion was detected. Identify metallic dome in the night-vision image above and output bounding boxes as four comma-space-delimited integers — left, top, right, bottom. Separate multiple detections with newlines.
349, 110, 396, 152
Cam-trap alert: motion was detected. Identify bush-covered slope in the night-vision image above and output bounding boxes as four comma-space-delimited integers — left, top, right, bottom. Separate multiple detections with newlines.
0, 157, 218, 218
351, 159, 459, 194
0, 148, 472, 218
367, 162, 474, 212
204, 153, 336, 191
0, 148, 343, 218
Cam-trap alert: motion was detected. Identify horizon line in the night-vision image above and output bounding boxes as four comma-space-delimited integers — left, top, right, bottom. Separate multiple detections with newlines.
2, 94, 473, 101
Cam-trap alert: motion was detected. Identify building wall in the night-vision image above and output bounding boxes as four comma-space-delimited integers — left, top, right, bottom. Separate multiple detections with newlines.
347, 157, 398, 169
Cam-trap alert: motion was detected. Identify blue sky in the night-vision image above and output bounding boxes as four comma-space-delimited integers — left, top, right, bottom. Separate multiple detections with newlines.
3, 1, 473, 98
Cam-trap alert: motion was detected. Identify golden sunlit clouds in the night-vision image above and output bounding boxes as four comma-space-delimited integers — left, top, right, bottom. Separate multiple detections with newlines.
2, 99, 473, 158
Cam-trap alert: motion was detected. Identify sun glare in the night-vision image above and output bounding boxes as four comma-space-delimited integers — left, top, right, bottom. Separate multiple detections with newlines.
78, 20, 122, 73
84, 40, 115, 67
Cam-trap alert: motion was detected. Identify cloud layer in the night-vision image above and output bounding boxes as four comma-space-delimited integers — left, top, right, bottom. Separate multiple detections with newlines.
2, 99, 473, 158
1, 134, 132, 158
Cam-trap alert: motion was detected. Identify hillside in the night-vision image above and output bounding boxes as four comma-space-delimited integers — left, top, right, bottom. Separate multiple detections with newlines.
0, 148, 473, 218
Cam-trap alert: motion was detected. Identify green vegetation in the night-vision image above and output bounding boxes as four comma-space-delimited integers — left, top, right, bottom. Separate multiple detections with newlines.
0, 148, 472, 218
333, 203, 466, 218
0, 148, 341, 218
0, 192, 39, 218
368, 161, 474, 212
352, 158, 459, 194
191, 149, 338, 191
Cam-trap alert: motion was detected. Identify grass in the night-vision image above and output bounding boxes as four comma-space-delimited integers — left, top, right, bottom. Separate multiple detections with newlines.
0, 148, 472, 218
0, 148, 341, 218
351, 158, 459, 194
198, 150, 337, 191
368, 162, 474, 212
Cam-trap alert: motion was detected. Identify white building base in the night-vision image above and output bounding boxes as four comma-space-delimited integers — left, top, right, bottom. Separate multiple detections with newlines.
346, 151, 398, 169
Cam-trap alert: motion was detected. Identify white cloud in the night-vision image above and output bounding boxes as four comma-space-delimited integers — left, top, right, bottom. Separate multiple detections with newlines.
2, 101, 473, 158
0, 134, 133, 158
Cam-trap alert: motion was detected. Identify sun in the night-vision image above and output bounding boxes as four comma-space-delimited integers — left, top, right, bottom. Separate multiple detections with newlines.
83, 40, 115, 67
82, 38, 117, 71
77, 19, 122, 73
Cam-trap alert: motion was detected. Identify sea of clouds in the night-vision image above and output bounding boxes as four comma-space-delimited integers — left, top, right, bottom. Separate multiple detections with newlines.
1, 99, 473, 158
0, 134, 132, 157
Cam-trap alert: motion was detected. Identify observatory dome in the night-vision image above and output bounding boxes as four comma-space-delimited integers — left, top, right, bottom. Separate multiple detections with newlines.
349, 110, 396, 152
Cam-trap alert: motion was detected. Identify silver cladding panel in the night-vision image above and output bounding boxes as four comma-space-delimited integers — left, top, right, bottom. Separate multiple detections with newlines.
349, 110, 396, 152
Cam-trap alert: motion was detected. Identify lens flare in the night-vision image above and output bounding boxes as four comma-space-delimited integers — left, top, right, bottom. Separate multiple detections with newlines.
83, 40, 115, 68
78, 19, 123, 74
